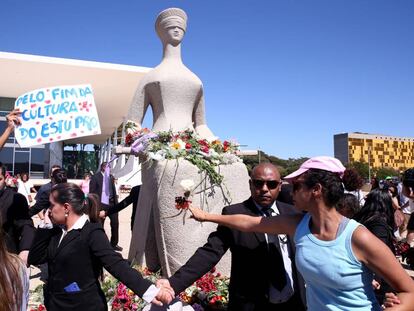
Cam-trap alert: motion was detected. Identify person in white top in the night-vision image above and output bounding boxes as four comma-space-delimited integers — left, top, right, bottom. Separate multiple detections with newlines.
402, 169, 414, 245
17, 172, 37, 205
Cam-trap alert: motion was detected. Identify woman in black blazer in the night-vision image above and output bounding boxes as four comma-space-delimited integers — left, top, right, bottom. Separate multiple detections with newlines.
0, 163, 34, 265
28, 183, 174, 311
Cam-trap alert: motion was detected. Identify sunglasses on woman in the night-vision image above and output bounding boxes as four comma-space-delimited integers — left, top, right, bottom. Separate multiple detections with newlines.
251, 179, 281, 190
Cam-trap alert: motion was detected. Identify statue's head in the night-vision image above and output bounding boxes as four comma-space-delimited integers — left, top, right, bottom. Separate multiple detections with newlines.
155, 8, 187, 46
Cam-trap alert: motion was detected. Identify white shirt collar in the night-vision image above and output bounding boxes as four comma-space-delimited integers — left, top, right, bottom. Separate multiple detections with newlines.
65, 214, 89, 232
253, 200, 279, 214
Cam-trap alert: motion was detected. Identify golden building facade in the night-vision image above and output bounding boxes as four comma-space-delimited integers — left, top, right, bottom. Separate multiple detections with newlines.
334, 133, 414, 171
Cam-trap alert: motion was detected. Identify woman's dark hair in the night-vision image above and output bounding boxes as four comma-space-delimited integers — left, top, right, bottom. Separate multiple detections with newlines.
354, 188, 395, 229
0, 214, 24, 310
21, 172, 29, 182
403, 168, 414, 188
337, 193, 360, 218
51, 168, 68, 184
371, 177, 380, 190
51, 183, 100, 223
342, 168, 363, 192
388, 184, 398, 198
302, 168, 344, 207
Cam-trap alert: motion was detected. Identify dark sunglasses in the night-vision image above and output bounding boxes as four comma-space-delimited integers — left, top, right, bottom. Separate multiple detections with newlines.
251, 179, 281, 190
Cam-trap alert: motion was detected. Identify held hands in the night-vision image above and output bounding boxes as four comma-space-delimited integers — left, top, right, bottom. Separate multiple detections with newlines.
382, 292, 401, 308
151, 279, 175, 306
188, 205, 207, 222
5, 109, 22, 129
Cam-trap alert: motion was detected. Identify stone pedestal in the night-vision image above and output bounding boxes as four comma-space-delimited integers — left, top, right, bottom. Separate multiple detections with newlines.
128, 159, 250, 276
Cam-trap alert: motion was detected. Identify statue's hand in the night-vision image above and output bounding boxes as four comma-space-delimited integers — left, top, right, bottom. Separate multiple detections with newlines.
126, 120, 142, 134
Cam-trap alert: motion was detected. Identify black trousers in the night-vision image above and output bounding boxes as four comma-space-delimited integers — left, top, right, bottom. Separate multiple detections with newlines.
256, 292, 305, 311
102, 212, 119, 246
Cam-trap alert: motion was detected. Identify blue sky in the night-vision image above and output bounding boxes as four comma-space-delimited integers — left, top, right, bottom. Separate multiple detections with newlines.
1, 1, 413, 159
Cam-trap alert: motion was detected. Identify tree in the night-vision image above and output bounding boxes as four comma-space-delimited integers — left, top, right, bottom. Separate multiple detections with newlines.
375, 167, 399, 180
241, 151, 308, 177
347, 161, 370, 180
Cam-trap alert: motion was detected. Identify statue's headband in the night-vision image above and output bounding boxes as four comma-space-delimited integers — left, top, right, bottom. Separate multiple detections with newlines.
155, 8, 187, 34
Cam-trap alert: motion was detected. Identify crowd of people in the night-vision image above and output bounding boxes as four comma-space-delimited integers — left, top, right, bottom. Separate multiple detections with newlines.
1, 109, 414, 311
187, 158, 414, 310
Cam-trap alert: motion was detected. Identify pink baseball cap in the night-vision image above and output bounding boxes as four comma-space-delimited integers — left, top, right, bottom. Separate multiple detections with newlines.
284, 156, 346, 181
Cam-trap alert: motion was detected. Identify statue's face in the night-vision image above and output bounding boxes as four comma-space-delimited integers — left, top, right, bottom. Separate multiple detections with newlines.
159, 26, 185, 46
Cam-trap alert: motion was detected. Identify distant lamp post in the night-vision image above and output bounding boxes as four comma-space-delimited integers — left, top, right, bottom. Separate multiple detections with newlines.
368, 146, 371, 181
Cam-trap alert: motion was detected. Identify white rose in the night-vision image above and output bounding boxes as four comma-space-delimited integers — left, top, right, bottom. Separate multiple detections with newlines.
180, 179, 195, 192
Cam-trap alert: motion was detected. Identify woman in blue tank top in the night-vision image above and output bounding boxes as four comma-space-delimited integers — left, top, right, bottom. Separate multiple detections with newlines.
189, 156, 414, 310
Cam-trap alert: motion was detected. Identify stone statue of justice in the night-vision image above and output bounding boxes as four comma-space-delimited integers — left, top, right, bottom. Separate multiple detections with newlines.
127, 8, 249, 277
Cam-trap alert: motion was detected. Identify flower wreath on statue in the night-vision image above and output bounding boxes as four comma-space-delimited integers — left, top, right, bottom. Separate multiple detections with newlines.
113, 127, 242, 218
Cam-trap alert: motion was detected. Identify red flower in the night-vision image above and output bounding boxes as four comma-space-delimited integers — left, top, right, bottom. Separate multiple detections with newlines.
175, 196, 191, 210
185, 142, 192, 149
201, 146, 209, 153
223, 141, 230, 152
125, 133, 133, 145
198, 139, 208, 146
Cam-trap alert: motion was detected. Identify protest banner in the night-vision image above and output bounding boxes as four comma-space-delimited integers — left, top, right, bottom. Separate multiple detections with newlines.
14, 84, 101, 147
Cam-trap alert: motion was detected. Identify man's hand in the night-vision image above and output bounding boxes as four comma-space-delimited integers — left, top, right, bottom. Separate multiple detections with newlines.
44, 208, 52, 224
156, 278, 172, 290
19, 250, 29, 267
383, 292, 400, 308
99, 210, 107, 219
151, 279, 175, 306
189, 205, 207, 222
6, 109, 22, 129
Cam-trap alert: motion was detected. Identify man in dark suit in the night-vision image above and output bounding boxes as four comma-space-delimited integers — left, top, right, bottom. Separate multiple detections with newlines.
100, 185, 140, 231
29, 168, 67, 217
89, 162, 121, 251
158, 163, 306, 311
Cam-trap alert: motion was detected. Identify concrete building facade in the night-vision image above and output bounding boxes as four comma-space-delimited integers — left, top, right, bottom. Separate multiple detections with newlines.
334, 132, 414, 171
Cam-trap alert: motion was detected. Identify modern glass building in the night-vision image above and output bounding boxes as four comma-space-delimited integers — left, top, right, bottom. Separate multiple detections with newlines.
0, 97, 47, 177
0, 51, 150, 179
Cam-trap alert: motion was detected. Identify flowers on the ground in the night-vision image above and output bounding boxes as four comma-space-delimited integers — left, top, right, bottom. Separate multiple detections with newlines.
29, 305, 46, 311
179, 267, 229, 310
125, 128, 241, 186
101, 265, 229, 311
396, 241, 414, 270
